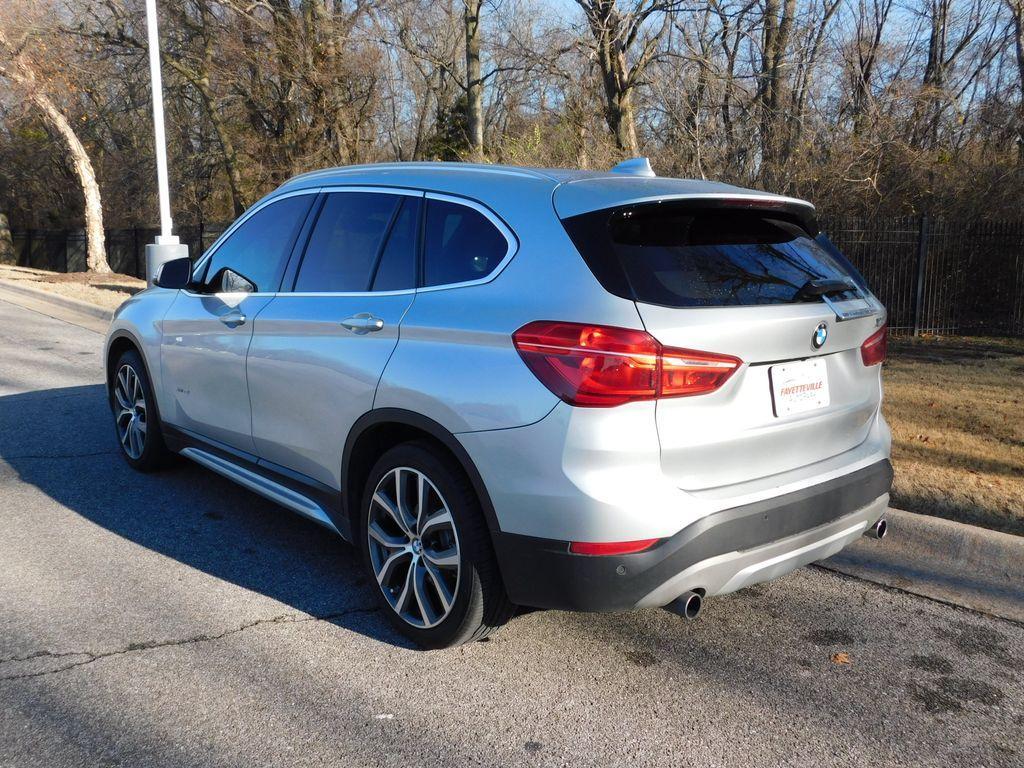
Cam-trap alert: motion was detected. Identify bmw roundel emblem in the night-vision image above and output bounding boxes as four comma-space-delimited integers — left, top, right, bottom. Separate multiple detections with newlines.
812, 322, 829, 349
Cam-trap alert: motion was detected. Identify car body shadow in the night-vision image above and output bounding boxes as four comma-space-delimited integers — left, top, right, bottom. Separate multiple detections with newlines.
0, 383, 415, 649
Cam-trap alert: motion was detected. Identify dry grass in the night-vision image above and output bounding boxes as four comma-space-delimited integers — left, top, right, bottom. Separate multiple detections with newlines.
0, 264, 144, 311
884, 335, 1024, 536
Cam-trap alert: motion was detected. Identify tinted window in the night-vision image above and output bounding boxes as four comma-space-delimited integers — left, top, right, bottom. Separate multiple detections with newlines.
422, 199, 508, 287
295, 192, 401, 292
563, 205, 862, 307
204, 195, 313, 292
372, 197, 420, 291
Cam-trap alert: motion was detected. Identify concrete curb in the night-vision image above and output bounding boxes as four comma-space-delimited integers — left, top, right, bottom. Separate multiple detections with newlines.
0, 278, 115, 321
820, 507, 1024, 623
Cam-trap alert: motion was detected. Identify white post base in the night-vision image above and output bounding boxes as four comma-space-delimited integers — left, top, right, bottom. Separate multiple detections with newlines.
145, 238, 190, 287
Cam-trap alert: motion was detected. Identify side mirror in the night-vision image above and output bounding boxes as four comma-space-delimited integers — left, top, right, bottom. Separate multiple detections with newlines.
218, 268, 256, 294
154, 256, 192, 289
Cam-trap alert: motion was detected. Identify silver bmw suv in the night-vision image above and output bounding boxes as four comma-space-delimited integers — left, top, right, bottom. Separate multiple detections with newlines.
105, 160, 892, 648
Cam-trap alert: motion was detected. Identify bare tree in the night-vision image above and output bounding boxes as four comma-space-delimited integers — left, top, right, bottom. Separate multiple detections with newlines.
0, 23, 109, 272
574, 0, 677, 155
465, 0, 485, 159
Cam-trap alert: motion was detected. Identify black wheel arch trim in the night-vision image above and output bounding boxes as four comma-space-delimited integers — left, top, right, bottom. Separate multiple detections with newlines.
342, 408, 505, 543
105, 329, 164, 426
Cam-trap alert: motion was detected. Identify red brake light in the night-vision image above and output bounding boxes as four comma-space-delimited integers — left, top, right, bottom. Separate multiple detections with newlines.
569, 538, 660, 556
512, 321, 741, 407
861, 324, 888, 366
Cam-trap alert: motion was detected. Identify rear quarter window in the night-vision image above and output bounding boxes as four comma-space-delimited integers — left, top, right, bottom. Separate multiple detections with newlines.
422, 198, 509, 287
562, 204, 864, 307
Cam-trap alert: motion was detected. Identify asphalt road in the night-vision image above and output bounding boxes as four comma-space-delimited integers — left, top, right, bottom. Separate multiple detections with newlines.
0, 296, 1022, 768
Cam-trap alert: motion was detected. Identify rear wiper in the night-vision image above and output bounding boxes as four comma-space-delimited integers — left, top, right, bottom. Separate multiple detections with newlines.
795, 278, 857, 301
796, 278, 877, 322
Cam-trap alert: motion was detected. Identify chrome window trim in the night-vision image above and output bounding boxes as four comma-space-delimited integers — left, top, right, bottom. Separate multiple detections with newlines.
316, 185, 425, 197
416, 191, 519, 294
188, 187, 323, 295
190, 186, 518, 299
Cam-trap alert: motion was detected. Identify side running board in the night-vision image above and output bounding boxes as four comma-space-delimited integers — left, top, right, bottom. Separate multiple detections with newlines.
180, 447, 341, 535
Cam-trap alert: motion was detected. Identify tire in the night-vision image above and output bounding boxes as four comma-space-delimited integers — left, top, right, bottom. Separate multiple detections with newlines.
111, 349, 172, 472
360, 441, 514, 649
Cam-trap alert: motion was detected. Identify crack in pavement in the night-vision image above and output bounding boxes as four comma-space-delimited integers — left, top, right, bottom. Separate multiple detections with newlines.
0, 605, 380, 682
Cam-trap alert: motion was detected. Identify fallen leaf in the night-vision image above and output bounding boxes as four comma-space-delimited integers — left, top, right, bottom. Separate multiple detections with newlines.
832, 652, 852, 665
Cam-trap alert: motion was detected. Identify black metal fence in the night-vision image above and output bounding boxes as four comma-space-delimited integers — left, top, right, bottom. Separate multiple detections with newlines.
820, 216, 1024, 336
7, 215, 1024, 336
7, 224, 228, 277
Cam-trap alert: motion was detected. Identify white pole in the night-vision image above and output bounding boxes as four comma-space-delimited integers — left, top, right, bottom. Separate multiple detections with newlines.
142, 0, 188, 286
144, 0, 173, 241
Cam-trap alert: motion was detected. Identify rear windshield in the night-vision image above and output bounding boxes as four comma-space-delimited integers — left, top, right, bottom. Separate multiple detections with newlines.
561, 204, 865, 308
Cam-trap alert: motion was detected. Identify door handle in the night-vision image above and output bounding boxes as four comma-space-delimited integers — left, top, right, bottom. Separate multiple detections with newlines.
341, 313, 385, 334
219, 310, 247, 327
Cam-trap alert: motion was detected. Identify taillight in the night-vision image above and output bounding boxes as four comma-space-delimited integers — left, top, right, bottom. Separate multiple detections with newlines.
569, 538, 660, 556
861, 324, 888, 366
512, 321, 741, 407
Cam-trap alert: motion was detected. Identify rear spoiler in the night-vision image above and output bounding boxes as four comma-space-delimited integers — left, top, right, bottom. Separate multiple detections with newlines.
559, 192, 819, 233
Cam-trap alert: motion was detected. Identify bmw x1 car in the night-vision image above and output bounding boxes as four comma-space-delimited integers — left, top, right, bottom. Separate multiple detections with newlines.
105, 159, 892, 648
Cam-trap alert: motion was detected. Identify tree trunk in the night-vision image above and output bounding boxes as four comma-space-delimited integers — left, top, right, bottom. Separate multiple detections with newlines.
597, 32, 638, 154
31, 91, 109, 273
1, 29, 109, 272
1009, 0, 1024, 162
464, 0, 485, 161
0, 212, 15, 265
757, 0, 796, 179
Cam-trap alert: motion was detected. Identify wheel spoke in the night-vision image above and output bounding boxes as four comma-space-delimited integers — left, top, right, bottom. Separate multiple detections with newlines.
373, 491, 411, 538
423, 560, 453, 614
127, 421, 138, 457
375, 548, 411, 587
414, 472, 427, 533
412, 561, 437, 626
423, 545, 459, 568
133, 420, 145, 456
368, 519, 407, 550
114, 385, 132, 412
393, 558, 416, 615
131, 369, 142, 404
419, 509, 453, 539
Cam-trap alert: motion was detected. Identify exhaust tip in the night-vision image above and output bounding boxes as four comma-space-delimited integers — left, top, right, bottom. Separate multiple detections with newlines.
864, 518, 887, 539
665, 590, 704, 621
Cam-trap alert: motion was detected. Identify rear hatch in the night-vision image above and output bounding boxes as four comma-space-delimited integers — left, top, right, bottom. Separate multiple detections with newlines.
559, 194, 885, 491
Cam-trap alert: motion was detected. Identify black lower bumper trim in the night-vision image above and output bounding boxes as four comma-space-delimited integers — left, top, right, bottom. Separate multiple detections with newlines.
493, 459, 893, 611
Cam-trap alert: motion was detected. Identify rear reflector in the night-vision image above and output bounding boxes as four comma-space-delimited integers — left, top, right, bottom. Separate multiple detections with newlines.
569, 538, 660, 556
861, 324, 888, 366
512, 321, 741, 407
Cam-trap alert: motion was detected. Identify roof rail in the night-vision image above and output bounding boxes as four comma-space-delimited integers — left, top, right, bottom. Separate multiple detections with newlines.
609, 157, 656, 178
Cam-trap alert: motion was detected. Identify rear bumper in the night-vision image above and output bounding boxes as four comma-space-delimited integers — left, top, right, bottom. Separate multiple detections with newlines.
492, 459, 893, 611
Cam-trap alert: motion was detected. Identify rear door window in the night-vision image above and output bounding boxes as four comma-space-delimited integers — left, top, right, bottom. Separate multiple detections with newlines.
295, 192, 402, 292
562, 205, 863, 307
422, 198, 509, 287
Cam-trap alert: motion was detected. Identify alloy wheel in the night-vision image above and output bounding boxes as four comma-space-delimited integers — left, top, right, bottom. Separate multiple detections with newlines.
366, 467, 461, 629
114, 364, 147, 460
